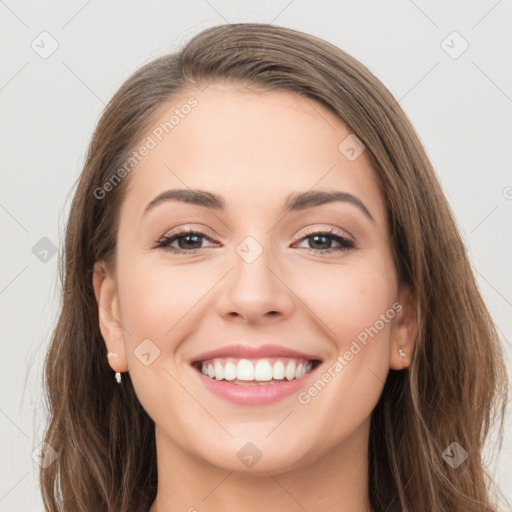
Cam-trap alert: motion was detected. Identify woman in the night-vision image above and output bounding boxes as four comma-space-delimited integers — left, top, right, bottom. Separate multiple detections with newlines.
39, 23, 509, 511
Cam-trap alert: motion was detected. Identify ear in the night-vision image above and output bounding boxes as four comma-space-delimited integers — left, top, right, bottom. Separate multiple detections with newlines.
92, 261, 128, 373
389, 283, 417, 370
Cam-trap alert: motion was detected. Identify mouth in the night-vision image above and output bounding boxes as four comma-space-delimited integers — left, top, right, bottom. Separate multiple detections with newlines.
191, 357, 323, 385
189, 343, 324, 404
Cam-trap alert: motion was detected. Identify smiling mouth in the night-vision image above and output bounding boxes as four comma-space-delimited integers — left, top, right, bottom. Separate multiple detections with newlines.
192, 357, 322, 385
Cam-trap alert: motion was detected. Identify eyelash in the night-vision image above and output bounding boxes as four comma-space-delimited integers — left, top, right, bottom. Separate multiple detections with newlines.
152, 227, 356, 256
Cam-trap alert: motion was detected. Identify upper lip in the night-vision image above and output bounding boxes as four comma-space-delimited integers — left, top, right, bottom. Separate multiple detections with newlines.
191, 344, 322, 363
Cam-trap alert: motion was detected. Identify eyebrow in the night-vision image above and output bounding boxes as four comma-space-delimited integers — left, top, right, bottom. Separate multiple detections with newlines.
142, 189, 375, 222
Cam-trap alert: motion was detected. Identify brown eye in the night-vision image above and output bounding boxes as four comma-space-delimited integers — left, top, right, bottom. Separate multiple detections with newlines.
153, 229, 217, 254
294, 229, 356, 255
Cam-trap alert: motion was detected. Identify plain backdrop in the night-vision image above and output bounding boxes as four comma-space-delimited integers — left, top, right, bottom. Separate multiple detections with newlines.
1, 1, 511, 510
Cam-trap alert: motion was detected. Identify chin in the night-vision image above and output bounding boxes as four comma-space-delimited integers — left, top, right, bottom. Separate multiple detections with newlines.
195, 436, 315, 475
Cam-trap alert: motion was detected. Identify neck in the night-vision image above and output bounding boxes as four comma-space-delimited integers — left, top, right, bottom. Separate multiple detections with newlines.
149, 418, 373, 512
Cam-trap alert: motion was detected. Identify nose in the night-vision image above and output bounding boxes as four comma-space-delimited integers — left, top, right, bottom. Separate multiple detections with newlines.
215, 242, 294, 326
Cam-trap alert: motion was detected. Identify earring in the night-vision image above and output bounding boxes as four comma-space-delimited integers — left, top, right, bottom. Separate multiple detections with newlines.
107, 352, 122, 384
398, 347, 409, 368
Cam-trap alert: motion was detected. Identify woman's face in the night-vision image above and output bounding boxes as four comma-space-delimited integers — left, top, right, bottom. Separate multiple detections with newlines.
94, 82, 415, 474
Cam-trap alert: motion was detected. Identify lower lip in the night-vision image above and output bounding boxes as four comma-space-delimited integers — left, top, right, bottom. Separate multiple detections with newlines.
192, 364, 320, 405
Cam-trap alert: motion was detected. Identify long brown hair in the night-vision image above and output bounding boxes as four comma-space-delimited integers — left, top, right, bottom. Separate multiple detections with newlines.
40, 23, 509, 511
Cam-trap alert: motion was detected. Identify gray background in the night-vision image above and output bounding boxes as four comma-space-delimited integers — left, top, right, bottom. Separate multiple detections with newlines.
1, 1, 511, 510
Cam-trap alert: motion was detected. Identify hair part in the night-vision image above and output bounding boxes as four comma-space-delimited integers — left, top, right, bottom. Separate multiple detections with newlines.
40, 23, 509, 511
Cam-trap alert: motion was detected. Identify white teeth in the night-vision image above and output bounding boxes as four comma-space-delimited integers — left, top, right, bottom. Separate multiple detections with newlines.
199, 357, 316, 382
224, 361, 237, 381
214, 361, 224, 380
285, 361, 296, 380
254, 360, 273, 381
272, 361, 285, 380
237, 359, 254, 380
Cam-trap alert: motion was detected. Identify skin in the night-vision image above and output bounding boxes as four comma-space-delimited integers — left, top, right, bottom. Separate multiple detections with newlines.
93, 83, 417, 512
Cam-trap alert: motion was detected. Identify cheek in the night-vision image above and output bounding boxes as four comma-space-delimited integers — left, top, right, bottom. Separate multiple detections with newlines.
114, 246, 207, 391
117, 258, 206, 348
115, 258, 210, 422
293, 260, 396, 441
302, 260, 396, 353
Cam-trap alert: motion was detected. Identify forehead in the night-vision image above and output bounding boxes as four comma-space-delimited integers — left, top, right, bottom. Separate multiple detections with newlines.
120, 83, 385, 223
